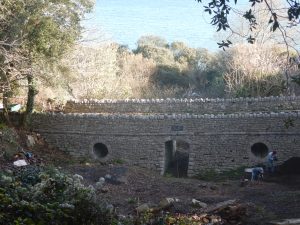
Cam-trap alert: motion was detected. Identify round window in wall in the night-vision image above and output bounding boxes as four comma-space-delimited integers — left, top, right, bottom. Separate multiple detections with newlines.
93, 143, 108, 158
251, 142, 268, 158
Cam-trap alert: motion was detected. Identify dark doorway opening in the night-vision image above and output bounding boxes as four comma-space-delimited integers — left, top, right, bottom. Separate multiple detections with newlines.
164, 140, 189, 178
93, 143, 108, 158
251, 142, 268, 158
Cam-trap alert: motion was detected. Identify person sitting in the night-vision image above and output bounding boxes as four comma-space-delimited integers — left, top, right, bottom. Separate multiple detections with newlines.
251, 167, 264, 183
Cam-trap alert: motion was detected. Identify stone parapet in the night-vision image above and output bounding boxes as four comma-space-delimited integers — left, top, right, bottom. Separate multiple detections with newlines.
64, 96, 300, 114
37, 111, 300, 120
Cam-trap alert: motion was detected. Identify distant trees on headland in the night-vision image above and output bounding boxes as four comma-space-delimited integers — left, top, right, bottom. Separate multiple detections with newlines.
1, 0, 300, 114
50, 35, 298, 104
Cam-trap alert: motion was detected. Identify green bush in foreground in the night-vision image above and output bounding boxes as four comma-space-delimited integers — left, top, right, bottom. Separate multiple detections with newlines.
0, 167, 111, 225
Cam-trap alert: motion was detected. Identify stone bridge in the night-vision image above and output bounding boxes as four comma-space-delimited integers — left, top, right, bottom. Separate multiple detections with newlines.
29, 96, 300, 177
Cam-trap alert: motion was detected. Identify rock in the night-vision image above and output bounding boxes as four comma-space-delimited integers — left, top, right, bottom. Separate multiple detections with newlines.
26, 135, 35, 147
73, 174, 83, 181
210, 215, 222, 223
101, 187, 109, 193
159, 198, 178, 209
208, 199, 237, 213
210, 185, 218, 190
198, 183, 208, 188
99, 177, 105, 183
105, 174, 112, 180
106, 204, 114, 214
202, 218, 210, 223
117, 175, 128, 184
136, 203, 150, 213
96, 177, 106, 191
104, 174, 126, 185
13, 159, 28, 167
191, 199, 208, 208
95, 181, 104, 190
214, 199, 236, 209
269, 218, 300, 225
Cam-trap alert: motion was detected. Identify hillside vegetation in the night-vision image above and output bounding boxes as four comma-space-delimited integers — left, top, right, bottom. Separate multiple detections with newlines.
4, 36, 300, 113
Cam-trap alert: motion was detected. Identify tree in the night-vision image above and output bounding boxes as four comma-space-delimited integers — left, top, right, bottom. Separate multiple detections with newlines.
60, 43, 157, 100
196, 0, 300, 95
196, 0, 300, 53
0, 0, 94, 120
136, 35, 169, 48
223, 44, 287, 97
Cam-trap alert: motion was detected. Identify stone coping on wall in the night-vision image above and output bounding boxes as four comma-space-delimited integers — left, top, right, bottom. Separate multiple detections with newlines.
68, 95, 300, 104
33, 111, 300, 120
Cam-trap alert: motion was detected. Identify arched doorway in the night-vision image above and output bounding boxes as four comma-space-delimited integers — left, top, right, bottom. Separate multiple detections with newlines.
164, 140, 190, 177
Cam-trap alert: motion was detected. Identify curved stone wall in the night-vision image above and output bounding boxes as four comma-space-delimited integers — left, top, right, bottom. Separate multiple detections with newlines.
30, 111, 300, 176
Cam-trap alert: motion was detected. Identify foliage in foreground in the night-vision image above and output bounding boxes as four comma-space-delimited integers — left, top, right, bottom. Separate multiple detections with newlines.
0, 167, 111, 225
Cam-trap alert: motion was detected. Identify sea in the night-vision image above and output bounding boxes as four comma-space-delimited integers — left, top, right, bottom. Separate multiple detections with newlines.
83, 0, 225, 51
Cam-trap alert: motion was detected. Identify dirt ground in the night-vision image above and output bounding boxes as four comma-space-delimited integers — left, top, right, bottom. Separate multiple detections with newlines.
66, 162, 300, 221
1, 128, 300, 223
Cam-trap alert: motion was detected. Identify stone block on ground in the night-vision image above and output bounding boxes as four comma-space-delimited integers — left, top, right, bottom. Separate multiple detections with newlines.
191, 199, 208, 208
136, 203, 150, 213
27, 135, 36, 147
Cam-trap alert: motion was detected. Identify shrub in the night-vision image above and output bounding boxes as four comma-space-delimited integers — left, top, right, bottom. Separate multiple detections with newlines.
0, 167, 111, 225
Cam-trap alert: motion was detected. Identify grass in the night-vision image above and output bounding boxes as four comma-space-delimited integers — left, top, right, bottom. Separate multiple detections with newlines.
111, 158, 125, 164
127, 197, 137, 204
0, 122, 7, 130
163, 172, 174, 178
194, 166, 247, 182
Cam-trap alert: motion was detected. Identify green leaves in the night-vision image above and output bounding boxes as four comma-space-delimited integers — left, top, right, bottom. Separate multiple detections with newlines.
287, 0, 300, 21
246, 35, 255, 44
217, 40, 232, 50
0, 0, 94, 114
0, 168, 107, 225
272, 20, 279, 31
249, 0, 263, 7
0, 0, 94, 67
243, 9, 257, 31
195, 0, 296, 49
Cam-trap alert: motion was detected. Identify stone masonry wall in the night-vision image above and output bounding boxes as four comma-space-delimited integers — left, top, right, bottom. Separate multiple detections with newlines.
64, 96, 300, 114
29, 112, 300, 176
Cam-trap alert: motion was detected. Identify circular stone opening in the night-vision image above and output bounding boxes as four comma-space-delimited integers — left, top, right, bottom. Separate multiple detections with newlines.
93, 143, 108, 158
251, 142, 268, 158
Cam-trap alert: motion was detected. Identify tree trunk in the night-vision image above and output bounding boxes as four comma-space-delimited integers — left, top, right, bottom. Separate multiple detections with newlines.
26, 74, 36, 114
23, 74, 37, 126
2, 89, 12, 125
1, 68, 12, 125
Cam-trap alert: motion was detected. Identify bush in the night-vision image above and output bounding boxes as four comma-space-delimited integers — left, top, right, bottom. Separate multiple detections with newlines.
0, 167, 111, 225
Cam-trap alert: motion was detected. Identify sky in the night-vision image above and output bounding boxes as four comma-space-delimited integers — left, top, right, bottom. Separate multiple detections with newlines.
83, 0, 228, 51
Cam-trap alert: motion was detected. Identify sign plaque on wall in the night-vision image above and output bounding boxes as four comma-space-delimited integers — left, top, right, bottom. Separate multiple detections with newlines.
171, 125, 184, 131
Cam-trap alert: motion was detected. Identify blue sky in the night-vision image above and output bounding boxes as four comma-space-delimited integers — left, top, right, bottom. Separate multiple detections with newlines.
83, 0, 249, 51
